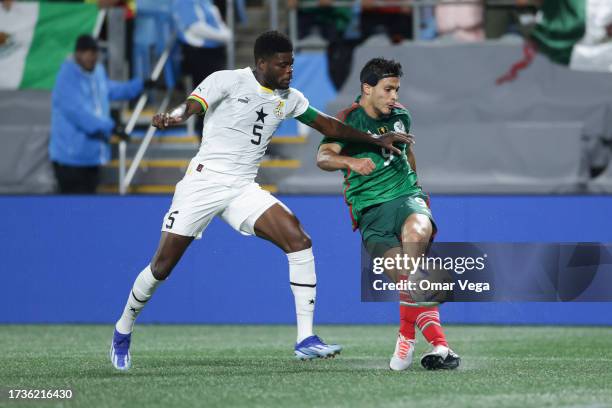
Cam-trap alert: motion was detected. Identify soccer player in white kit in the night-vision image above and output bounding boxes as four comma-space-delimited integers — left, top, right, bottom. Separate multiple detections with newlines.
110, 31, 413, 370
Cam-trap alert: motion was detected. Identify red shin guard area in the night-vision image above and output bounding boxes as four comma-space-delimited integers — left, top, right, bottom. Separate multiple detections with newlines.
400, 305, 448, 346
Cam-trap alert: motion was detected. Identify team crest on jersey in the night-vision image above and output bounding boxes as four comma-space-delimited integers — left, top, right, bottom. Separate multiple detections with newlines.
394, 121, 405, 133
274, 100, 285, 119
377, 126, 389, 135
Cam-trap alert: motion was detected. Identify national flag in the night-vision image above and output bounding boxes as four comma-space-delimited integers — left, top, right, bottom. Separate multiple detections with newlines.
0, 1, 98, 90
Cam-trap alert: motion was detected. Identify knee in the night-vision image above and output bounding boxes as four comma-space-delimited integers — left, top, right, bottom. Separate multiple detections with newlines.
285, 229, 312, 253
150, 256, 174, 280
402, 217, 432, 243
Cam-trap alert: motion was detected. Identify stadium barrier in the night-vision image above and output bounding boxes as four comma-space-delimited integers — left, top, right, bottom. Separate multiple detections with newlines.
1, 195, 611, 325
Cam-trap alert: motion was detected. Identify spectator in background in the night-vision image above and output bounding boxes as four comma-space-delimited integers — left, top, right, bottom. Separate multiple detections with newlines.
214, 0, 247, 25
485, 0, 540, 39
360, 0, 413, 43
288, 0, 353, 90
419, 5, 438, 41
2, 0, 12, 11
50, 35, 143, 194
288, 0, 352, 43
436, 0, 485, 42
173, 0, 232, 138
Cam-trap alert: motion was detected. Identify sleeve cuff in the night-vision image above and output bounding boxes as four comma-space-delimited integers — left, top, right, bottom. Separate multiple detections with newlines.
187, 94, 209, 114
296, 106, 317, 125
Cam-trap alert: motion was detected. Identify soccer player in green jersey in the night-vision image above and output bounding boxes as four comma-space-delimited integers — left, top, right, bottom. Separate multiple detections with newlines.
317, 58, 460, 371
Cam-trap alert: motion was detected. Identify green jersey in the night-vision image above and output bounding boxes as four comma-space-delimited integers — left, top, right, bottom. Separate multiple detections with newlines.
321, 99, 422, 228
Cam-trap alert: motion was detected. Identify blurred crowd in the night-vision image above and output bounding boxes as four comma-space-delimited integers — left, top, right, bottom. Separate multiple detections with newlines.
290, 0, 545, 87
2, 0, 609, 194
289, 0, 544, 44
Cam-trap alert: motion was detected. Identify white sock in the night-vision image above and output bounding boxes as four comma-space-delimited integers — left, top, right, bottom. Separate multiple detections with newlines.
115, 265, 162, 334
288, 247, 316, 343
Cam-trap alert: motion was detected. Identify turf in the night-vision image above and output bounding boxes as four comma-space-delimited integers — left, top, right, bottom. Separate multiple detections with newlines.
1, 325, 611, 408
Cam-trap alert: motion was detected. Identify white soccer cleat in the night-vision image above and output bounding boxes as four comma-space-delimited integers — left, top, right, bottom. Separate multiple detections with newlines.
389, 333, 415, 371
420, 344, 460, 370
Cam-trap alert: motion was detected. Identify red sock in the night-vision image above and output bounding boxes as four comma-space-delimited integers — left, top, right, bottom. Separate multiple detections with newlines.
398, 289, 417, 339
399, 304, 416, 339
399, 300, 448, 347
415, 307, 448, 347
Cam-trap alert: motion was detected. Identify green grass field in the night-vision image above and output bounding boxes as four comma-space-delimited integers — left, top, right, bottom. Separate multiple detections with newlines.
1, 325, 611, 408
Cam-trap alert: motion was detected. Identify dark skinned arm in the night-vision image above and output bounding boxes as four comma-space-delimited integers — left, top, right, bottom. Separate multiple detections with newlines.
307, 110, 414, 155
406, 144, 417, 174
152, 99, 202, 129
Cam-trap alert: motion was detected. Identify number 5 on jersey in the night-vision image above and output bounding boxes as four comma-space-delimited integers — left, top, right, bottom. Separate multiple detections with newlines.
251, 125, 263, 145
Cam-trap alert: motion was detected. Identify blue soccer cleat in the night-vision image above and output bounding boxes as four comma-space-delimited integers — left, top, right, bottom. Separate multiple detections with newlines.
110, 329, 132, 371
294, 335, 342, 360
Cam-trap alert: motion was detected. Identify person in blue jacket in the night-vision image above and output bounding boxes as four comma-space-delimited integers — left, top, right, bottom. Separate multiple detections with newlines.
173, 0, 232, 138
50, 34, 143, 194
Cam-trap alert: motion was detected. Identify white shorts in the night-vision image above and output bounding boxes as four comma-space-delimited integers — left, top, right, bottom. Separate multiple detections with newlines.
161, 164, 286, 238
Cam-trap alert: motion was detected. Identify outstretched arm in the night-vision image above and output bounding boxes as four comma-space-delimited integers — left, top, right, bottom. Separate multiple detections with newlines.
152, 99, 202, 129
317, 143, 376, 176
300, 108, 414, 155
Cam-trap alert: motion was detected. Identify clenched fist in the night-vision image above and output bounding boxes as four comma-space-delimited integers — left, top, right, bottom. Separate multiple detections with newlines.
152, 112, 182, 130
348, 157, 376, 176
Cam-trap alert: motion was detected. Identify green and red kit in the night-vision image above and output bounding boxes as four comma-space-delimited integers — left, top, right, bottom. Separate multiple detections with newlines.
321, 98, 427, 230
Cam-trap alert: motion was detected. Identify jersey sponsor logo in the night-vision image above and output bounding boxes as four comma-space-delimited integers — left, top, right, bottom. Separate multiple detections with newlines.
274, 100, 285, 119
394, 121, 405, 133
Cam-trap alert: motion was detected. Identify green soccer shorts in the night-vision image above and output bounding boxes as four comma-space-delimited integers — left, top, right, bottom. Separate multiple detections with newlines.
358, 193, 437, 258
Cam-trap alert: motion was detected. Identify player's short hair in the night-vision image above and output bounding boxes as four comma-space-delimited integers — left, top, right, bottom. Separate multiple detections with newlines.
254, 31, 293, 62
360, 58, 403, 87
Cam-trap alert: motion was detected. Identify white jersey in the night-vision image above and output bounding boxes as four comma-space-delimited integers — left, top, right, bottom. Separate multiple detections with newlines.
187, 67, 310, 181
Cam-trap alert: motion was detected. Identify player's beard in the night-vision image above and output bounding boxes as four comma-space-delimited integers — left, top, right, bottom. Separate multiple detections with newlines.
275, 78, 290, 90
267, 72, 289, 90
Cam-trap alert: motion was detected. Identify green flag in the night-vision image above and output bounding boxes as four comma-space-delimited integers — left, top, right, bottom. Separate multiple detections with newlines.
530, 0, 586, 65
0, 1, 98, 90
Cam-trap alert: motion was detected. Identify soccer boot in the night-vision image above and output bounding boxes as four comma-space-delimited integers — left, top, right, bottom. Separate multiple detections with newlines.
420, 344, 460, 370
110, 329, 132, 371
389, 333, 415, 371
294, 335, 342, 360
